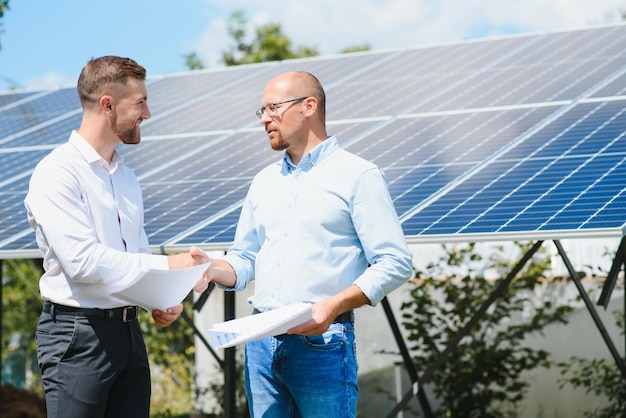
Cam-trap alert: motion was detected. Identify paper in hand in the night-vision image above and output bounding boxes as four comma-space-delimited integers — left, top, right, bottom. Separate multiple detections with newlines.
112, 262, 210, 311
208, 302, 312, 349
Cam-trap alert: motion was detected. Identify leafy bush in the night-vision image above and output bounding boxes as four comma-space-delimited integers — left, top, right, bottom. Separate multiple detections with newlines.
399, 242, 575, 417
558, 309, 626, 418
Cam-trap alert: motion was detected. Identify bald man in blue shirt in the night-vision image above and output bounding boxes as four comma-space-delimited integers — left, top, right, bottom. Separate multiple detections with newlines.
207, 71, 413, 418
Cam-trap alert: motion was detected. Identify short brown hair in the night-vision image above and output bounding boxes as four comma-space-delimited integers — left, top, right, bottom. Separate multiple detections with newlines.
77, 55, 146, 109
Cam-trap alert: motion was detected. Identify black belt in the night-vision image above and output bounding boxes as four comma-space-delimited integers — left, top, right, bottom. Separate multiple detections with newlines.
43, 301, 139, 322
334, 310, 354, 323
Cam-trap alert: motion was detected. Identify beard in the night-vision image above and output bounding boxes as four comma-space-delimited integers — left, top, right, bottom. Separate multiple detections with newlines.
112, 113, 141, 145
269, 131, 288, 151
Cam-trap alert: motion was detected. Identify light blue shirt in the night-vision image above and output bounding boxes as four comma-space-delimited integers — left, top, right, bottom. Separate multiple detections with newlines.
223, 136, 413, 311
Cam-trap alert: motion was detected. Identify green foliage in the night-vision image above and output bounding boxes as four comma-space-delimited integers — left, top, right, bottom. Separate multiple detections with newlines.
221, 10, 319, 66
201, 352, 248, 417
140, 299, 197, 416
558, 308, 626, 418
183, 52, 205, 70
0, 0, 9, 48
341, 44, 372, 54
1, 258, 43, 393
1, 258, 199, 417
399, 242, 575, 417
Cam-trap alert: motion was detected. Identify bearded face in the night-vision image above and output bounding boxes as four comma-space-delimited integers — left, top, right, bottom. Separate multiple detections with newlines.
107, 77, 150, 146
111, 110, 142, 145
269, 129, 289, 151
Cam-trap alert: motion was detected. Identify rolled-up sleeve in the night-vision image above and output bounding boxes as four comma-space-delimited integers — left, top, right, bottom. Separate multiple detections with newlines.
350, 168, 413, 305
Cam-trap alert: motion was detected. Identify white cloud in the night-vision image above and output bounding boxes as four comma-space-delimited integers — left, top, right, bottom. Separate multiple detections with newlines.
193, 0, 625, 66
23, 72, 76, 91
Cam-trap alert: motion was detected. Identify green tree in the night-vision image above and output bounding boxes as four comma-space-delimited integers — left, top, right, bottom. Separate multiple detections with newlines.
341, 44, 372, 54
183, 52, 205, 70
398, 242, 575, 417
0, 0, 9, 49
221, 10, 319, 66
558, 307, 625, 417
140, 298, 198, 417
1, 258, 42, 392
1, 258, 199, 417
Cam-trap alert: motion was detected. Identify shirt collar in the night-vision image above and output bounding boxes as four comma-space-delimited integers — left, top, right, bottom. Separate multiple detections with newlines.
69, 130, 124, 168
281, 136, 339, 172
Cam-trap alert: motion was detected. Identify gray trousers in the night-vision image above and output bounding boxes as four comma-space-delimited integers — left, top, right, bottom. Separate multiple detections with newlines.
36, 307, 151, 418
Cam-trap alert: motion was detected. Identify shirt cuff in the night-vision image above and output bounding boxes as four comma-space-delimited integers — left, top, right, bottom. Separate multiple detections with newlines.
148, 254, 170, 270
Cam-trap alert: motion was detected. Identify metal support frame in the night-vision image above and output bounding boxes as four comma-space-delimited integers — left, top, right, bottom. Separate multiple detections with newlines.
553, 239, 626, 379
385, 240, 544, 417
183, 282, 241, 417
385, 239, 625, 417
597, 236, 626, 309
381, 297, 434, 417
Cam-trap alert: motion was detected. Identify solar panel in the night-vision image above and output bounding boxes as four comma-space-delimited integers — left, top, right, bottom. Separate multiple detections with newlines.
1, 23, 624, 258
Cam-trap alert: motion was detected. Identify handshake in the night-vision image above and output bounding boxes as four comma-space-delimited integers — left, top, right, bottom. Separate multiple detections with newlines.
151, 246, 213, 328
166, 245, 212, 293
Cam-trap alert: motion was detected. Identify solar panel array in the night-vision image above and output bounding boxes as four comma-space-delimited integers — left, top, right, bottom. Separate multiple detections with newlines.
1, 24, 625, 258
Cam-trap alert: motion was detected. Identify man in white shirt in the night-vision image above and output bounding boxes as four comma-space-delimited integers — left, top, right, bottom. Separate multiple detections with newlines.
24, 55, 210, 418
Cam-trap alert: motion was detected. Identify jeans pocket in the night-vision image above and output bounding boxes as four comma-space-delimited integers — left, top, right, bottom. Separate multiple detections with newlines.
303, 323, 346, 348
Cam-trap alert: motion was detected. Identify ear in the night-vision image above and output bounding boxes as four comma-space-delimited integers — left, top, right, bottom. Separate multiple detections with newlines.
302, 96, 317, 117
100, 95, 113, 112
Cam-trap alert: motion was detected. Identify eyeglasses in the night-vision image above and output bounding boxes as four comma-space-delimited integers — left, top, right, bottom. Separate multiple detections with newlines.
256, 97, 307, 119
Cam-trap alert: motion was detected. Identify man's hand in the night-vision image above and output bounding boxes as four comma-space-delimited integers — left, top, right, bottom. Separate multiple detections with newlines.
287, 284, 370, 336
167, 245, 209, 269
167, 246, 211, 293
190, 246, 211, 292
152, 304, 183, 328
287, 299, 337, 336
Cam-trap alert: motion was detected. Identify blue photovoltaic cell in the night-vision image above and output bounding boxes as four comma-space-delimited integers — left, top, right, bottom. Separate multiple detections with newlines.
0, 90, 39, 108
400, 99, 626, 239
0, 88, 80, 143
0, 24, 625, 255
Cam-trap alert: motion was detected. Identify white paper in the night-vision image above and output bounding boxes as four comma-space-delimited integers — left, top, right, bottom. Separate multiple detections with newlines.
112, 262, 210, 311
208, 302, 313, 349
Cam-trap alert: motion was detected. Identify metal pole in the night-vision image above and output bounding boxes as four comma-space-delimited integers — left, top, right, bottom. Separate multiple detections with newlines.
223, 291, 237, 418
381, 296, 433, 417
386, 240, 544, 417
553, 239, 626, 379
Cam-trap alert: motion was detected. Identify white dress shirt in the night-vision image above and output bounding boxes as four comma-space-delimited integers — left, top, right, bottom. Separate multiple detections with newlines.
24, 131, 168, 308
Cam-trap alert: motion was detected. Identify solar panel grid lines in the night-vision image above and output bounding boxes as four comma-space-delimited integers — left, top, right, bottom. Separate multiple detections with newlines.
0, 88, 81, 146
392, 106, 557, 220
409, 100, 626, 238
429, 25, 626, 111
543, 156, 626, 231
0, 91, 39, 108
136, 131, 278, 245
420, 37, 553, 112
591, 67, 626, 98
328, 35, 539, 121
0, 89, 52, 112
144, 52, 398, 136
0, 24, 625, 255
160, 199, 247, 249
141, 66, 278, 135
392, 55, 620, 238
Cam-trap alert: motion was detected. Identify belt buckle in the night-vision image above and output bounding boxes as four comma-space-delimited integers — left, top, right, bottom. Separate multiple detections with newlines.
122, 307, 136, 322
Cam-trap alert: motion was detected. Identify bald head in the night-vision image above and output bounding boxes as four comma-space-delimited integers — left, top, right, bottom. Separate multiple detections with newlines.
267, 72, 326, 122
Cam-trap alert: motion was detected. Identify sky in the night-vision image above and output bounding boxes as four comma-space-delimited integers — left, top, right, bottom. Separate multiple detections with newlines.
0, 0, 625, 92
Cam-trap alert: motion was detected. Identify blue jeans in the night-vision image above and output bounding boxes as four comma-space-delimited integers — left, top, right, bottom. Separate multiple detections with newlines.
244, 322, 358, 418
